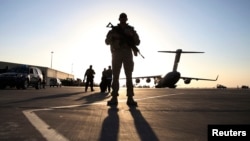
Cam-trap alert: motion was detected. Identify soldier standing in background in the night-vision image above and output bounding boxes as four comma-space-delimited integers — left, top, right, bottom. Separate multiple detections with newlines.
84, 65, 95, 92
106, 65, 113, 93
100, 68, 108, 93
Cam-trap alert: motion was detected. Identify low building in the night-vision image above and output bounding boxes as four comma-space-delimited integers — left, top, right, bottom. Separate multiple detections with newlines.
0, 61, 74, 85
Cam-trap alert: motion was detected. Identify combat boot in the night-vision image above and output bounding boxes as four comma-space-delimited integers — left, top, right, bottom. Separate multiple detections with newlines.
126, 97, 137, 107
107, 96, 118, 106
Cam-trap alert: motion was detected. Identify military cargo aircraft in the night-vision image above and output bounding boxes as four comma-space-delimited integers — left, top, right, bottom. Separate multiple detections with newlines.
130, 49, 218, 88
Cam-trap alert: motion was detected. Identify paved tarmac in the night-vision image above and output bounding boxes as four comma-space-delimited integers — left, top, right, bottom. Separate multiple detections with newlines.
0, 87, 250, 141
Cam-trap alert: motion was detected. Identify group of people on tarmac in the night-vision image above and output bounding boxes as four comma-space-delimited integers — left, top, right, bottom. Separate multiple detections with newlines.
83, 65, 112, 93
83, 12, 140, 106
100, 66, 112, 93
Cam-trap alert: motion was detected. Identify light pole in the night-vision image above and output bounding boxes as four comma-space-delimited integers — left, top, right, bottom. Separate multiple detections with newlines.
51, 51, 54, 68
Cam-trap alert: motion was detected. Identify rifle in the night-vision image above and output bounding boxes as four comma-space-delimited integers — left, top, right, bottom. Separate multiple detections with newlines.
106, 22, 144, 59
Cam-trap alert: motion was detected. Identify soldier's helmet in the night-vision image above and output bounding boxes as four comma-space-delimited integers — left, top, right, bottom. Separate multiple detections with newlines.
119, 13, 127, 21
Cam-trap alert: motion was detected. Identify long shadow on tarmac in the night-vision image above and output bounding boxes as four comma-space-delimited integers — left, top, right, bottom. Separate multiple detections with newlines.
98, 106, 159, 141
75, 92, 110, 104
2, 91, 110, 108
129, 107, 159, 141
99, 107, 119, 141
1, 91, 84, 106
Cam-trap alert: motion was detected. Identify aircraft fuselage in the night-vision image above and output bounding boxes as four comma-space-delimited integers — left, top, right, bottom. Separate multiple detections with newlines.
156, 71, 180, 88
131, 49, 217, 88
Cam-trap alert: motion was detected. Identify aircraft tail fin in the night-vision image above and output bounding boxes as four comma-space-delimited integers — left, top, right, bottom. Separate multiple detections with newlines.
158, 49, 204, 72
158, 50, 204, 54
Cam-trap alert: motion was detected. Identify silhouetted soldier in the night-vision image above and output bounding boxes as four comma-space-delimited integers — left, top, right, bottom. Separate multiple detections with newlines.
84, 65, 95, 92
42, 71, 46, 89
105, 13, 140, 106
106, 66, 112, 93
100, 68, 108, 93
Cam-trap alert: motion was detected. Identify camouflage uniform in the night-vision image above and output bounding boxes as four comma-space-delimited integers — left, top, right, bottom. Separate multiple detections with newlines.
105, 13, 140, 105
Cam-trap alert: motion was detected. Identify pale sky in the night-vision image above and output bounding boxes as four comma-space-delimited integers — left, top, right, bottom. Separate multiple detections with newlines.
0, 0, 249, 88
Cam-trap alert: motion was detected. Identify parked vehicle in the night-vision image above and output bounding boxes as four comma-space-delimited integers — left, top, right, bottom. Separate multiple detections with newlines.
241, 85, 249, 89
217, 84, 227, 89
49, 78, 62, 87
0, 65, 43, 89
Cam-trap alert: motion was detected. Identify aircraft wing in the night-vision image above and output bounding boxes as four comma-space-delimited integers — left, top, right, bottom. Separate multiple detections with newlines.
120, 75, 162, 79
180, 75, 219, 81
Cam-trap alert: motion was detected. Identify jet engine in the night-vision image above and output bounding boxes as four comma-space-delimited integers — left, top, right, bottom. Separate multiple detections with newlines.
135, 78, 140, 83
146, 78, 151, 83
184, 79, 191, 84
